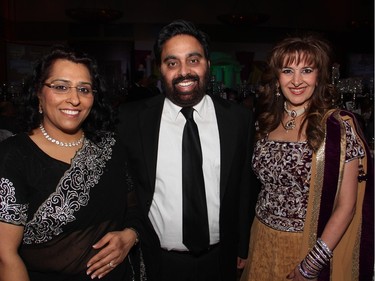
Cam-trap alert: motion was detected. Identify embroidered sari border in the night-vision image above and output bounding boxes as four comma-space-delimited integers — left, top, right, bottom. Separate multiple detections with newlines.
301, 110, 373, 281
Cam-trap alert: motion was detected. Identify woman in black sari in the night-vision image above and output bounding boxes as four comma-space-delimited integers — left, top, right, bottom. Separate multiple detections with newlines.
0, 46, 145, 281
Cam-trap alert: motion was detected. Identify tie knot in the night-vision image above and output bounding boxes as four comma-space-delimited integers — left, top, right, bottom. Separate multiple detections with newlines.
181, 107, 194, 120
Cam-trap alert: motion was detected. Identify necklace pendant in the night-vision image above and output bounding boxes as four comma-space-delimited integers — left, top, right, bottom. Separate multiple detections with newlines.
290, 110, 297, 118
285, 119, 296, 130
283, 102, 306, 132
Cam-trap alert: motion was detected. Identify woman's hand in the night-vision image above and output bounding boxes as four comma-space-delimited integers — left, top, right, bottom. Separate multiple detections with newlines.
86, 228, 138, 279
237, 257, 247, 269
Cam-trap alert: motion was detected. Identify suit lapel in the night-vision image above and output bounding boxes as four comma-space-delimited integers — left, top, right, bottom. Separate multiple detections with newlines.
139, 95, 165, 191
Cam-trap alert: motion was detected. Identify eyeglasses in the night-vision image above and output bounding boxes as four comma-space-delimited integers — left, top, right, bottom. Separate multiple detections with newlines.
44, 82, 96, 95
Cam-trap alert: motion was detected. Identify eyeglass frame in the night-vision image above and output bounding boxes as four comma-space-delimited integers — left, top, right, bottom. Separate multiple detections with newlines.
43, 82, 97, 95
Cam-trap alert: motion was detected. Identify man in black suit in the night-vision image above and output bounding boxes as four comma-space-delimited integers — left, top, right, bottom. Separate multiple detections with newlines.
118, 20, 256, 281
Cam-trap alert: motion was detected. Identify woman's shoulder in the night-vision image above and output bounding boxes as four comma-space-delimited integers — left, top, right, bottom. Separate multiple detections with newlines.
325, 109, 364, 132
85, 131, 118, 152
0, 132, 29, 150
0, 133, 33, 168
94, 131, 116, 143
325, 109, 356, 121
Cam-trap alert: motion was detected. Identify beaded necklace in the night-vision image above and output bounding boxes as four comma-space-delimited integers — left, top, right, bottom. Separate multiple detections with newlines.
39, 124, 84, 147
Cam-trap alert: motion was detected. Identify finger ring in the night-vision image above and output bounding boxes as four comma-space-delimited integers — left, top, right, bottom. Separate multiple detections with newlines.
109, 261, 115, 268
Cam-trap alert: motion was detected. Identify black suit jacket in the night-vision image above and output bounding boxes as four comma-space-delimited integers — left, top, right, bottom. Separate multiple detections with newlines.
117, 94, 257, 281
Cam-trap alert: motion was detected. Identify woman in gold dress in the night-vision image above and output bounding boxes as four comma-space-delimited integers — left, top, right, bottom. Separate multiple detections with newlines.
241, 34, 373, 281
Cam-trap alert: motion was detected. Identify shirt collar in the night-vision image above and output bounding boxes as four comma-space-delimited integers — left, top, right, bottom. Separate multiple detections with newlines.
164, 95, 210, 121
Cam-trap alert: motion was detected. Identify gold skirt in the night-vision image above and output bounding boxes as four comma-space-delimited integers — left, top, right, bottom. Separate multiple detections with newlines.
240, 218, 303, 281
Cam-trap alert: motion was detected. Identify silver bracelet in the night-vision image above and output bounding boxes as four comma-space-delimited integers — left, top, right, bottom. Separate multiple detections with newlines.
314, 244, 331, 263
306, 253, 324, 270
298, 261, 319, 279
310, 247, 328, 267
317, 238, 333, 258
127, 227, 140, 245
303, 259, 320, 276
299, 238, 333, 279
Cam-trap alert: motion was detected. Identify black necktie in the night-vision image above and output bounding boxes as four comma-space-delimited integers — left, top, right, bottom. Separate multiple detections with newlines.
181, 107, 209, 254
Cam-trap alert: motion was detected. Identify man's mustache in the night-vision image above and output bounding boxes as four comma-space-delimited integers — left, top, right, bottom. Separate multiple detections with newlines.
173, 74, 199, 85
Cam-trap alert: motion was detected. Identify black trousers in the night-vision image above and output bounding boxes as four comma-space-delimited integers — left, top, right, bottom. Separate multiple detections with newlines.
160, 244, 222, 281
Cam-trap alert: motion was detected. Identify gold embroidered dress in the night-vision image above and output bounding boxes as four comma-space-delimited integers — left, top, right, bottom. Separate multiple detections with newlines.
241, 111, 373, 281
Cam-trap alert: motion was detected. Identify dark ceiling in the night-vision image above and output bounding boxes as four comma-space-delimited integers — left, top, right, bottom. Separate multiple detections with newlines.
0, 0, 373, 86
3, 0, 373, 29
2, 0, 373, 47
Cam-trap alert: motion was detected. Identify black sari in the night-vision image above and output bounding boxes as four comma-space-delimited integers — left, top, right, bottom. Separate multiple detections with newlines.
0, 133, 144, 280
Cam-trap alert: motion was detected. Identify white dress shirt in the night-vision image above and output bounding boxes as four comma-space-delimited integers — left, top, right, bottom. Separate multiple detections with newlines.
149, 95, 221, 250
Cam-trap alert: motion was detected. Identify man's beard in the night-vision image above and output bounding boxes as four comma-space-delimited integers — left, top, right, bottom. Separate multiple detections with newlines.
162, 72, 209, 107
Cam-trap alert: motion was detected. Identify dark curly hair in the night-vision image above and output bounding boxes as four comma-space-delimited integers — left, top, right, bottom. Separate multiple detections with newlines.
256, 33, 339, 151
17, 45, 115, 143
153, 19, 210, 66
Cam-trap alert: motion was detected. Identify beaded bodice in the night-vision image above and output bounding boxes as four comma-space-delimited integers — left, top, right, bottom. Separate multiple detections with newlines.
252, 120, 365, 232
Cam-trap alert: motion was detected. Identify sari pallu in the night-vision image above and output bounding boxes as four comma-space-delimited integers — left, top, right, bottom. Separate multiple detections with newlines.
300, 110, 374, 281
